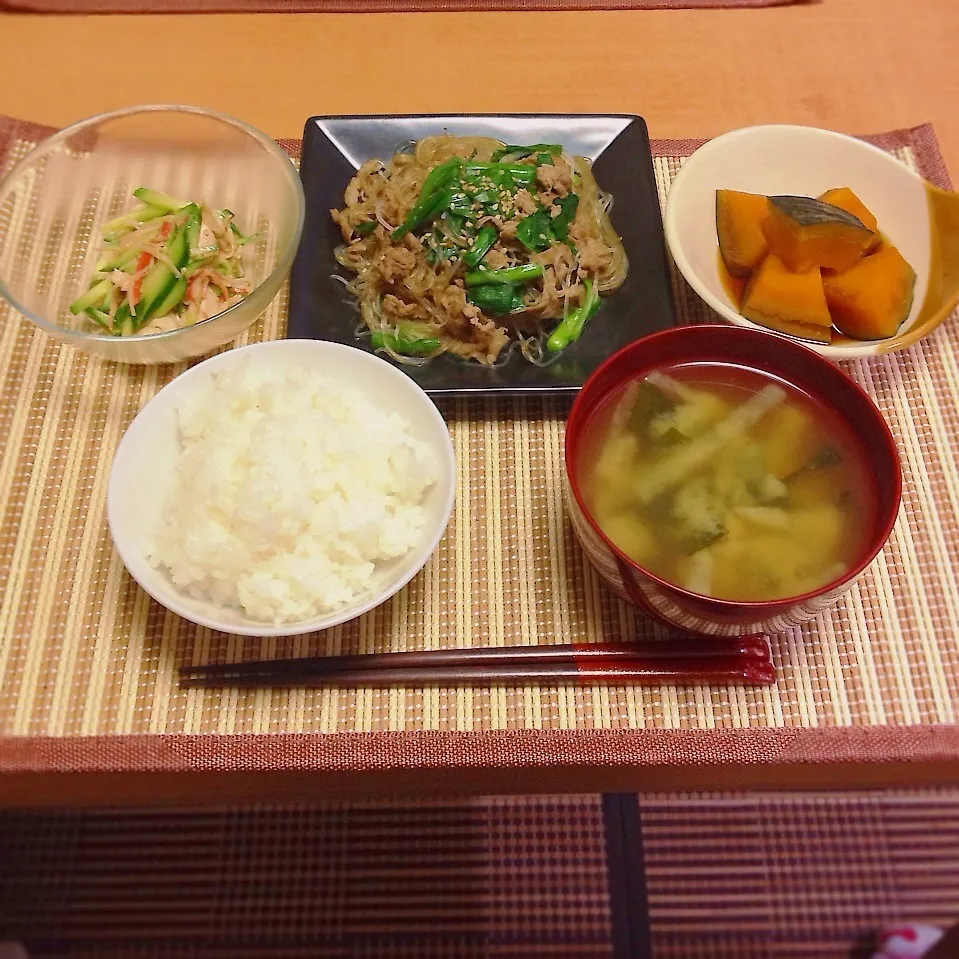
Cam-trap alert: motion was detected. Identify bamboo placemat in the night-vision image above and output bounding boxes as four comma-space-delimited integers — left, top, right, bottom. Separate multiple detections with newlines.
1, 118, 958, 775
2, 790, 958, 957
0, 0, 807, 14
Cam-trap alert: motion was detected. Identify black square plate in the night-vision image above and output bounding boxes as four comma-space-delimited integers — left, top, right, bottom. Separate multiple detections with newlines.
288, 114, 677, 396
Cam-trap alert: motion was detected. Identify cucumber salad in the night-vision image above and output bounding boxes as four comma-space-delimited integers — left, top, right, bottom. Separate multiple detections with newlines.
70, 187, 257, 336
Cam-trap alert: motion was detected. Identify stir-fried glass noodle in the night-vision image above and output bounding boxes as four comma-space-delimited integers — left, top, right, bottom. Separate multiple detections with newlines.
330, 135, 629, 365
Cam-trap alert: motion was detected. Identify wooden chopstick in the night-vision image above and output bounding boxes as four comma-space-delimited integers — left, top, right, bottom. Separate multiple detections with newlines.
180, 658, 775, 688
179, 638, 775, 688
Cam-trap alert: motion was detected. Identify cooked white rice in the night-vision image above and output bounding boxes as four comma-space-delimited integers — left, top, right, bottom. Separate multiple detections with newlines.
149, 358, 438, 625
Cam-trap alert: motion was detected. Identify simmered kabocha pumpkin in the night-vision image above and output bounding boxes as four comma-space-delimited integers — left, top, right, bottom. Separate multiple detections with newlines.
716, 190, 770, 277
740, 253, 833, 343
763, 196, 878, 272
716, 186, 917, 343
817, 187, 881, 238
822, 243, 917, 340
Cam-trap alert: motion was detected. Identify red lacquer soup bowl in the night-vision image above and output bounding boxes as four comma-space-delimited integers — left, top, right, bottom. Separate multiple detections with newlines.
564, 325, 902, 636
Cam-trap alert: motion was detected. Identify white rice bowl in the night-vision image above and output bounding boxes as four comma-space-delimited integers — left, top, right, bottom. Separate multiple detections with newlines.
108, 340, 456, 637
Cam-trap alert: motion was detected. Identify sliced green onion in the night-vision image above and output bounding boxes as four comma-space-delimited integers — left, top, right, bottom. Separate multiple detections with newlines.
551, 194, 580, 241
547, 278, 601, 352
491, 143, 563, 162
417, 158, 462, 203
392, 188, 452, 241
465, 262, 544, 286
467, 284, 524, 316
463, 225, 498, 268
464, 162, 537, 186
515, 210, 555, 253
371, 321, 441, 356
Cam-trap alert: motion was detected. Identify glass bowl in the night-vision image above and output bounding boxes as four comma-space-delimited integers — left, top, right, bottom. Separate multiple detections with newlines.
0, 105, 305, 365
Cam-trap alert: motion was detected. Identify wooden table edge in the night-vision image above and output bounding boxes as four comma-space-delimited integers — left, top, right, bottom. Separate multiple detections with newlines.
4, 759, 959, 807
2, 725, 958, 804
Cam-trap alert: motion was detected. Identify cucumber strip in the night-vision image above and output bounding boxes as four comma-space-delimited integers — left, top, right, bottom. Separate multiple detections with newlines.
133, 188, 190, 213
177, 202, 201, 222
84, 306, 112, 331
180, 302, 200, 327
69, 278, 113, 314
101, 204, 165, 238
136, 270, 178, 329
228, 220, 257, 245
189, 244, 219, 261
136, 212, 193, 328
149, 276, 188, 321
96, 243, 147, 273
183, 261, 207, 279
186, 210, 203, 252
215, 258, 240, 278
113, 302, 134, 337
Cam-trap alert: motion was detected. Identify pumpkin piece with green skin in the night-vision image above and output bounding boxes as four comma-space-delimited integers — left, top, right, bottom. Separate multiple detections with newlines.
764, 195, 878, 273
716, 189, 770, 278
817, 187, 880, 236
822, 243, 916, 340
740, 253, 833, 344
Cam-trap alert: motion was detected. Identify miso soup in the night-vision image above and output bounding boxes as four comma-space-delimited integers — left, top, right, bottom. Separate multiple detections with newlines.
578, 362, 877, 602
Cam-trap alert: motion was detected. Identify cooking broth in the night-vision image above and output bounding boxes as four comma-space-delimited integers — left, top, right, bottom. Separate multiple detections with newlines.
717, 248, 746, 308
577, 362, 877, 602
